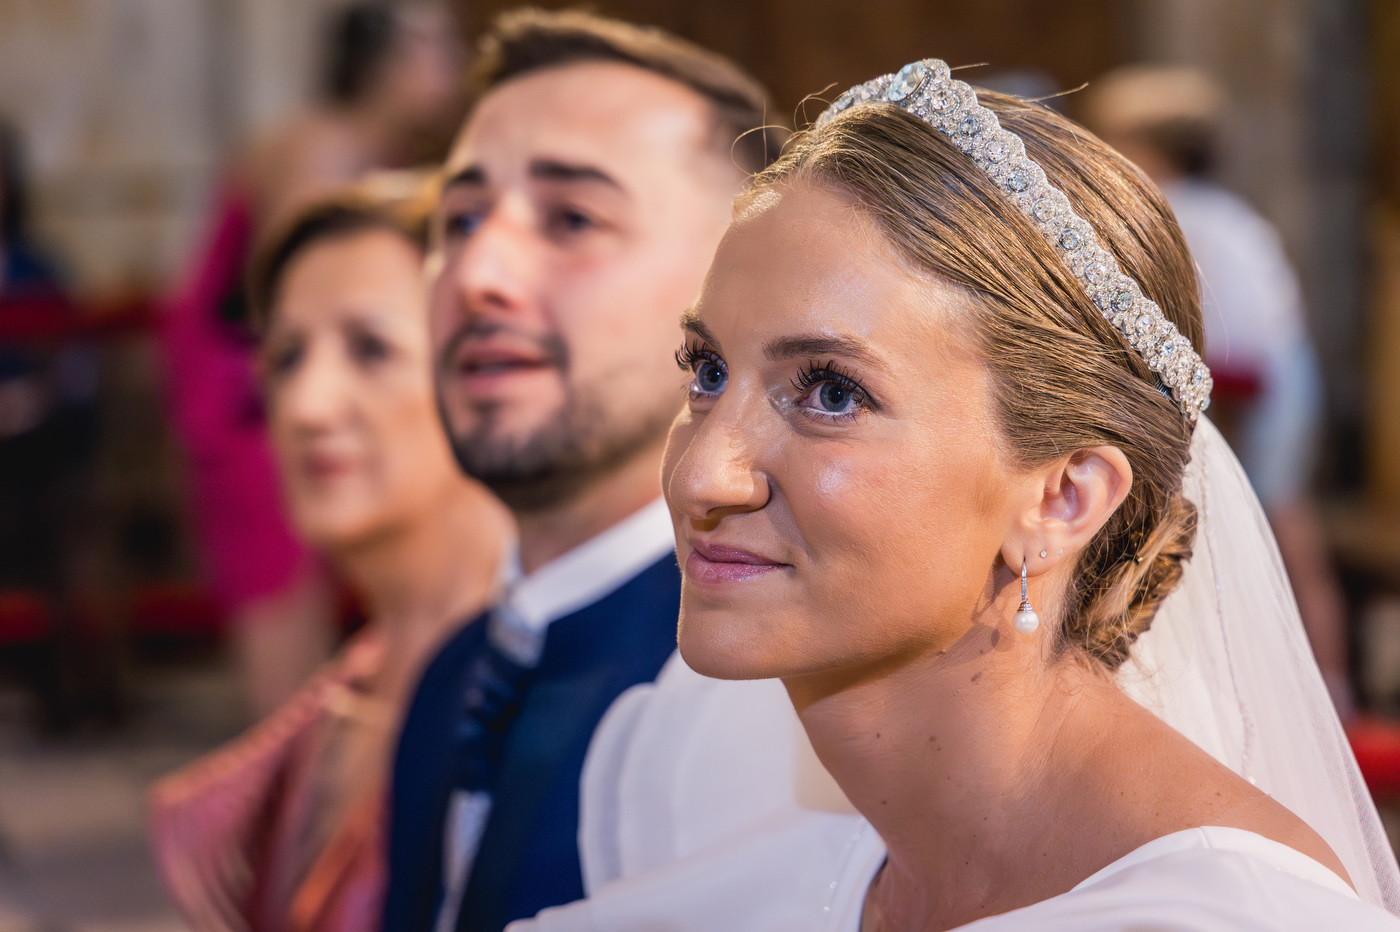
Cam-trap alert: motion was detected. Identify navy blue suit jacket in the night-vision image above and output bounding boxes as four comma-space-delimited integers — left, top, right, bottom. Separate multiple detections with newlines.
383, 553, 681, 932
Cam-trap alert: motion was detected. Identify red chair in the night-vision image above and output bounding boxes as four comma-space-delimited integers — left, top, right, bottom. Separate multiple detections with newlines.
0, 589, 50, 643
1347, 716, 1400, 800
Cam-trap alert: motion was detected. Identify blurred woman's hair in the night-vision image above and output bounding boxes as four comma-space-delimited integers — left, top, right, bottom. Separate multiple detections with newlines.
746, 94, 1203, 670
247, 172, 436, 333
322, 2, 401, 105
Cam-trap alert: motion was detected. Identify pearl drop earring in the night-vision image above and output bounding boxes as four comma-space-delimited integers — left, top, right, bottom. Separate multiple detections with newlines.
1013, 560, 1039, 633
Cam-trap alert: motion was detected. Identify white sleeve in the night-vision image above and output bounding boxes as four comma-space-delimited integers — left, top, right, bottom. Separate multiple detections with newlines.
577, 650, 809, 886
577, 677, 654, 893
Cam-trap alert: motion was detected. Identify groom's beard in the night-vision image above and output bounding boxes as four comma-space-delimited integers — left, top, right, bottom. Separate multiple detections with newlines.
437, 324, 674, 513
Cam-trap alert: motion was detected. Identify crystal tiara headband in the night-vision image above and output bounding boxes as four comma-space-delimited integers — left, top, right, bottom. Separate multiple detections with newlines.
816, 59, 1213, 422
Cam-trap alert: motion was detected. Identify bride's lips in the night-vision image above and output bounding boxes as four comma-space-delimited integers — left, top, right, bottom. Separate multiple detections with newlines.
685, 540, 788, 585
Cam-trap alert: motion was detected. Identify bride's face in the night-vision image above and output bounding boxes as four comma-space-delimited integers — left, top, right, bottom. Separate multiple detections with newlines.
665, 182, 1020, 683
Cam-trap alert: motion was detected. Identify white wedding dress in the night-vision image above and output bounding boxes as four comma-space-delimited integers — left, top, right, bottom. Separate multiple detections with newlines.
509, 420, 1400, 931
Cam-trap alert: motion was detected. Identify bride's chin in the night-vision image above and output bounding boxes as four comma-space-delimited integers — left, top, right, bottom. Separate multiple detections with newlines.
676, 611, 784, 682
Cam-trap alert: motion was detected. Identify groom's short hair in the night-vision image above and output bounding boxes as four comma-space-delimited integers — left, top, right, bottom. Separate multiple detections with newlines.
470, 8, 785, 175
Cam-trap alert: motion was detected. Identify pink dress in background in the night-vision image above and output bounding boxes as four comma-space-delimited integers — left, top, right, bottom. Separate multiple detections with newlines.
150, 634, 389, 932
161, 186, 309, 617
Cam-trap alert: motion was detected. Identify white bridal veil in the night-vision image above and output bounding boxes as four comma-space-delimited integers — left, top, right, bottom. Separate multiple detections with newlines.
1121, 417, 1400, 912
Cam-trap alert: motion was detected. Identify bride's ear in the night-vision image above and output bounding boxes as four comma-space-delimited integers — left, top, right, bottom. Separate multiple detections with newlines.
1008, 446, 1132, 566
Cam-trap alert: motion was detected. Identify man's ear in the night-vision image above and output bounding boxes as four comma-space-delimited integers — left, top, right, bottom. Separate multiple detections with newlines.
1004, 446, 1132, 572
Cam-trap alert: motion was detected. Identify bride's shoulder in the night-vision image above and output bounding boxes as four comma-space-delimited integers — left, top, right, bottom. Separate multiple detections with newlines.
1106, 702, 1352, 890
1212, 779, 1352, 888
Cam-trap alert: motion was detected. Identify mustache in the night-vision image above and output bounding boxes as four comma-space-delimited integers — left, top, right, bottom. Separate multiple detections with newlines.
438, 319, 570, 375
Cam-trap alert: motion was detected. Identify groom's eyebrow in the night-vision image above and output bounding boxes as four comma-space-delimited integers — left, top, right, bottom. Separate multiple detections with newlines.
764, 335, 887, 372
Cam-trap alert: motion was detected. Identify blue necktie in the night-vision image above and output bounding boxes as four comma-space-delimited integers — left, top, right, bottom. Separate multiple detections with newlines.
451, 607, 540, 794
434, 607, 543, 932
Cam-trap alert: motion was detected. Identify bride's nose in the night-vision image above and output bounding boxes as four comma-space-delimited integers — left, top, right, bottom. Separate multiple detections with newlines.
664, 399, 771, 523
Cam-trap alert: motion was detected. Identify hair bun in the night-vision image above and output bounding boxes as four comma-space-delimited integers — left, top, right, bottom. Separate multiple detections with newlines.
1063, 491, 1197, 669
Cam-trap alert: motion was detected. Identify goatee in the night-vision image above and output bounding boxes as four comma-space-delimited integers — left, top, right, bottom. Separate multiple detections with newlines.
442, 388, 674, 513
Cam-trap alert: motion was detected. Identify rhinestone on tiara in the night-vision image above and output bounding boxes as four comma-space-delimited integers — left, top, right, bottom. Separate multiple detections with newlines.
815, 59, 1212, 422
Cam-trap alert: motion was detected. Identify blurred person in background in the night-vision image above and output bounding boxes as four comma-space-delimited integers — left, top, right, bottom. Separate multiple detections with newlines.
150, 183, 512, 932
0, 117, 108, 730
383, 11, 786, 932
244, 0, 464, 232
0, 120, 66, 300
1084, 66, 1353, 714
162, 0, 463, 718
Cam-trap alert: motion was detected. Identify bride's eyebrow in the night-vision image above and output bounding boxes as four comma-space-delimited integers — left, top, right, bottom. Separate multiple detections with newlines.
764, 335, 887, 372
680, 308, 720, 349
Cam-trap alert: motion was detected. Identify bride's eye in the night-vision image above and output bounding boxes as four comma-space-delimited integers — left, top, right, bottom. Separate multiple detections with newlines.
791, 362, 872, 419
675, 342, 728, 400
695, 360, 726, 394
810, 380, 855, 413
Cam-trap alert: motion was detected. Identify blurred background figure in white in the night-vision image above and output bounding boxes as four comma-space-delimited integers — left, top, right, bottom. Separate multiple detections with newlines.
1085, 65, 1353, 715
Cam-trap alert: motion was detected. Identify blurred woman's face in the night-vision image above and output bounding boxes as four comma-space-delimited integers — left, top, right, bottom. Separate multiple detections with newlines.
263, 228, 461, 552
663, 183, 1018, 686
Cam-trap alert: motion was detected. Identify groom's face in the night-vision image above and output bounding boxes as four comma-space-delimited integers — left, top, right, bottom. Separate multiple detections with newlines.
429, 61, 740, 510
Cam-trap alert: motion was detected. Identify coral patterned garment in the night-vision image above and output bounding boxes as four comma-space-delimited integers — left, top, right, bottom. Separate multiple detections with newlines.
150, 635, 389, 932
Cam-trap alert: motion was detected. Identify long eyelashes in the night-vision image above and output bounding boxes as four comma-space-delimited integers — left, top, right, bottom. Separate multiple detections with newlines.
790, 360, 876, 415
677, 340, 728, 399
674, 340, 722, 374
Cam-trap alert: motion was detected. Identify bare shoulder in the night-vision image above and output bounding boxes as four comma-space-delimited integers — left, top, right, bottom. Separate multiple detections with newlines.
1125, 706, 1353, 888
1211, 765, 1353, 887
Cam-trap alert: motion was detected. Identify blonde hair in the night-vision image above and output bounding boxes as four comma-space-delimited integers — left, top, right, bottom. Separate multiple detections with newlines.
748, 93, 1202, 670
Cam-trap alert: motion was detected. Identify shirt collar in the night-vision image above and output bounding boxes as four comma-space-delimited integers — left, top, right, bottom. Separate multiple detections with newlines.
498, 497, 675, 635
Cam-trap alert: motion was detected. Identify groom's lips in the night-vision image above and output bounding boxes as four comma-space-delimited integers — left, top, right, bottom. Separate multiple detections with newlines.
685, 539, 789, 585
449, 339, 557, 397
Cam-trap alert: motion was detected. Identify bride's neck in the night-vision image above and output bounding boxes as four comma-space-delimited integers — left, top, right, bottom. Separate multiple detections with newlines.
787, 622, 1132, 931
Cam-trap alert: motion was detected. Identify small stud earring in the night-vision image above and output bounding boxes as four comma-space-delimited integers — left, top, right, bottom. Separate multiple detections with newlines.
1013, 560, 1039, 633
1039, 550, 1048, 558
1058, 548, 1064, 555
